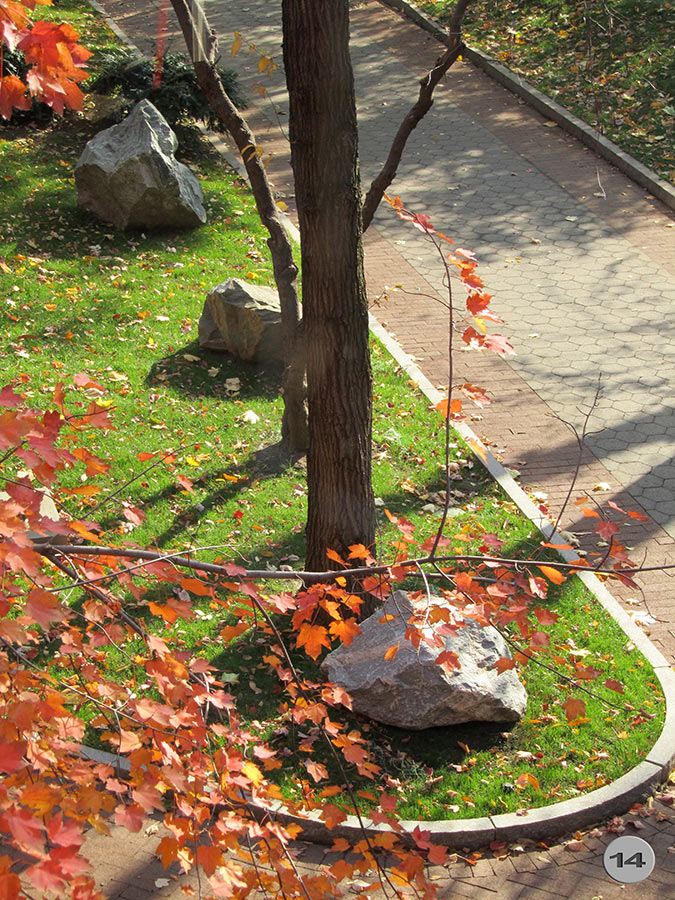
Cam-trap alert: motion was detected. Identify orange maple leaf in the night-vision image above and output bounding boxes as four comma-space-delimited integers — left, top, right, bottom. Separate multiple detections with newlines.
328, 616, 361, 647
537, 564, 566, 585
304, 760, 328, 783
0, 74, 31, 120
296, 622, 331, 660
197, 844, 224, 877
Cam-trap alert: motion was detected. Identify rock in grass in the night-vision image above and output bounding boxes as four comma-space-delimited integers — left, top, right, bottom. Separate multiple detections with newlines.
75, 100, 206, 230
322, 591, 527, 730
198, 278, 284, 363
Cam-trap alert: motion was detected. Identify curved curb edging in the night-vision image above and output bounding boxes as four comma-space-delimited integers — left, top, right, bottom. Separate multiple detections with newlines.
377, 0, 675, 213
81, 0, 675, 851
79, 320, 675, 849
364, 315, 675, 847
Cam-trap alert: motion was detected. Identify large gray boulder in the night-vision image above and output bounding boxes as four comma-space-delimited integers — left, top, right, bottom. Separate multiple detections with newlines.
74, 100, 206, 230
322, 591, 528, 730
198, 278, 284, 363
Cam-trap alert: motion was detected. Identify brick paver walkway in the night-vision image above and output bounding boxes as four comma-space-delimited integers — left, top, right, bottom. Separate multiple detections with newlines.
64, 0, 675, 896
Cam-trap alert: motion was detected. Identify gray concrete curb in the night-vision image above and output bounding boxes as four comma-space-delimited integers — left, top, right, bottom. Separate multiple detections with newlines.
87, 0, 137, 49
80, 0, 675, 851
363, 316, 675, 847
79, 321, 675, 849
377, 0, 675, 213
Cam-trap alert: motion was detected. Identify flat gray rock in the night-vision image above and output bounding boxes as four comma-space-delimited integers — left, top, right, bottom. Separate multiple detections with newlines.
75, 100, 206, 230
322, 591, 528, 730
198, 278, 284, 363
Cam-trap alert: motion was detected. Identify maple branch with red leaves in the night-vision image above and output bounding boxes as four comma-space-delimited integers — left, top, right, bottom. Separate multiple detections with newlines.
0, 0, 91, 119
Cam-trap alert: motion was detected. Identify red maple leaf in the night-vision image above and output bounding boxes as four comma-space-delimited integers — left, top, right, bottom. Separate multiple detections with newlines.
458, 382, 492, 407
0, 741, 25, 774
562, 697, 586, 722
0, 75, 31, 120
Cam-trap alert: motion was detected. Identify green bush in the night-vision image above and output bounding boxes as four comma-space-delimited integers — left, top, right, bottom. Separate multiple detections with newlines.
86, 47, 247, 131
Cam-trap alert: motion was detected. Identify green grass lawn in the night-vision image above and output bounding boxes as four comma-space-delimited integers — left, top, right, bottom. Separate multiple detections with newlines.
419, 0, 675, 184
206, 586, 665, 821
0, 0, 667, 825
1, 116, 663, 821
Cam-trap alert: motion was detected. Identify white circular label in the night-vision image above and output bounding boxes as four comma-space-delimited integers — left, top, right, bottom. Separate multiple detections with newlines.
603, 836, 655, 884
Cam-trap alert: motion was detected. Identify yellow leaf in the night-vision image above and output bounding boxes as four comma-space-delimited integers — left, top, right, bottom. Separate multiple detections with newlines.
469, 438, 487, 462
537, 565, 566, 585
231, 31, 242, 56
242, 761, 263, 786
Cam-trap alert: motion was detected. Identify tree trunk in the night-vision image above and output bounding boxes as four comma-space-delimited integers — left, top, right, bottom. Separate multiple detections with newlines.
282, 0, 374, 571
170, 0, 308, 452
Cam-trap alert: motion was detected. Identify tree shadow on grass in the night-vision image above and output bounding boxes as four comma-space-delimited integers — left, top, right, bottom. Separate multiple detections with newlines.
70, 449, 634, 822
204, 611, 512, 816
142, 448, 307, 555
146, 340, 284, 401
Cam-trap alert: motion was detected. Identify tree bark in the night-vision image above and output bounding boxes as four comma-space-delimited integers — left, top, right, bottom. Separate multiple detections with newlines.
170, 0, 308, 451
282, 0, 374, 571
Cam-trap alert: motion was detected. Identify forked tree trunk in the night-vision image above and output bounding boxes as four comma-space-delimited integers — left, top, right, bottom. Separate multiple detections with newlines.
282, 0, 374, 571
170, 0, 308, 452
172, 0, 472, 567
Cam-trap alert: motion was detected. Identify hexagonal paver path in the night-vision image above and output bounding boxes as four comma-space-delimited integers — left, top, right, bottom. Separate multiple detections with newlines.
349, 11, 675, 540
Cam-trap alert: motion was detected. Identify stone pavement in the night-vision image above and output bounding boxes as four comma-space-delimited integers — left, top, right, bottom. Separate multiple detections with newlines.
77, 794, 675, 900
75, 0, 675, 896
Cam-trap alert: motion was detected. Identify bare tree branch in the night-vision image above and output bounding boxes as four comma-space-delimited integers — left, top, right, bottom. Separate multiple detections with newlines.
170, 0, 308, 450
35, 542, 664, 596
362, 0, 471, 229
